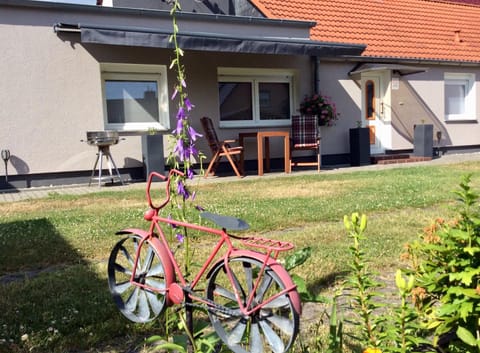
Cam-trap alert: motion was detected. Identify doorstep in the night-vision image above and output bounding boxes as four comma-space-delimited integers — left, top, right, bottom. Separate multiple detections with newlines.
371, 154, 433, 165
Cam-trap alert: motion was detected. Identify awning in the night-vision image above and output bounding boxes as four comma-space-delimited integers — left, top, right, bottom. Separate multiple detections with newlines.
54, 23, 366, 57
349, 63, 427, 77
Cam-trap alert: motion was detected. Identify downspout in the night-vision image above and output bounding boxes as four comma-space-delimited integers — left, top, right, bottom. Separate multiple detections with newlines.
314, 56, 321, 94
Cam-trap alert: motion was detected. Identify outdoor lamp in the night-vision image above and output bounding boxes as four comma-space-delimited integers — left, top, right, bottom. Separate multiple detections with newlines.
1, 149, 11, 182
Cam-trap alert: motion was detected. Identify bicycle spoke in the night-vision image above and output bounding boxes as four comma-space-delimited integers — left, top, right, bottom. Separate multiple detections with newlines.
250, 323, 263, 353
230, 267, 246, 300
262, 294, 290, 309
255, 274, 273, 303
148, 263, 165, 277
133, 237, 142, 270
146, 289, 164, 314
124, 286, 139, 313
145, 278, 166, 291
137, 290, 150, 321
113, 280, 131, 294
108, 235, 169, 323
113, 262, 132, 276
212, 284, 238, 302
243, 262, 253, 295
206, 256, 299, 353
119, 245, 135, 267
264, 313, 294, 336
259, 319, 285, 353
142, 245, 155, 272
227, 318, 247, 345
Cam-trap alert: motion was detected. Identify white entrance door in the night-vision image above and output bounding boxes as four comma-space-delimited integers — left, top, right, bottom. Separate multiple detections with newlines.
362, 74, 385, 154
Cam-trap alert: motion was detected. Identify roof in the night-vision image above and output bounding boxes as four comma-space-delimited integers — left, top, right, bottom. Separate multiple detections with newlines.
252, 0, 480, 63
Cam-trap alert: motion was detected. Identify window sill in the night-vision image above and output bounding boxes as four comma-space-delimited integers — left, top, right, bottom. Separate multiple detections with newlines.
445, 119, 478, 124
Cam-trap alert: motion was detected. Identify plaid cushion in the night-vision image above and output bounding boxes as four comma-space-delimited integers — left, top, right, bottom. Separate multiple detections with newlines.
291, 115, 318, 147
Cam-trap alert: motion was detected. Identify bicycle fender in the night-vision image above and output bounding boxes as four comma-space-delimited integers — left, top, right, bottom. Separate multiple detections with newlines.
208, 250, 302, 315
115, 228, 176, 306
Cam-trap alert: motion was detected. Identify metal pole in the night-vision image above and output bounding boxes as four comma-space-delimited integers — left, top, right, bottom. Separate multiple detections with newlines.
185, 291, 194, 353
1, 150, 10, 183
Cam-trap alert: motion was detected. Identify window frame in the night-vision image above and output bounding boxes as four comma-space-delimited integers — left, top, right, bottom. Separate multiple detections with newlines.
100, 63, 170, 132
218, 67, 296, 128
444, 72, 476, 122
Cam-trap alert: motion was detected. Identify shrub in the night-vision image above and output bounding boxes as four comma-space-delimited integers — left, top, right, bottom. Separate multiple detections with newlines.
405, 174, 480, 351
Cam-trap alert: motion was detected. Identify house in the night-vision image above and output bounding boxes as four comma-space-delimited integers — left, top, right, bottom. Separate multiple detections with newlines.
0, 0, 364, 188
1, 0, 479, 189
253, 0, 480, 163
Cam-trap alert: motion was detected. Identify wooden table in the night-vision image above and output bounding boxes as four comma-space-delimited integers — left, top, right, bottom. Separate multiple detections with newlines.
239, 131, 291, 176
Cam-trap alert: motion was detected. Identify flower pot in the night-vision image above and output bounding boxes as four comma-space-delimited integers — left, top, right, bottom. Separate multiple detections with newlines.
141, 134, 165, 179
413, 124, 433, 158
349, 128, 370, 166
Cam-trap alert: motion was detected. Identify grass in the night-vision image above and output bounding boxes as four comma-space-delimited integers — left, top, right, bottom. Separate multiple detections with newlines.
1, 161, 480, 352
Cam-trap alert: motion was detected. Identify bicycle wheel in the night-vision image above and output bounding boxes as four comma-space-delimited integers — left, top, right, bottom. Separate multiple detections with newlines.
108, 235, 169, 323
206, 256, 299, 353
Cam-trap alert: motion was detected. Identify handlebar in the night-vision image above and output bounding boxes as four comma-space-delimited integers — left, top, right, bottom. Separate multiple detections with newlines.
146, 169, 185, 210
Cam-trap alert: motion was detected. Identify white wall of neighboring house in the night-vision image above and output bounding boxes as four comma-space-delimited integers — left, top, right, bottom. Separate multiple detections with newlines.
319, 61, 480, 155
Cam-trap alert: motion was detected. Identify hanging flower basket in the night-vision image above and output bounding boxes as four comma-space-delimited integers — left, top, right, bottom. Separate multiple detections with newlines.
299, 93, 338, 126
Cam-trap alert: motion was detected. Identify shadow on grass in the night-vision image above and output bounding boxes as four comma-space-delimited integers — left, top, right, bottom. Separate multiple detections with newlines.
307, 270, 349, 295
0, 218, 143, 353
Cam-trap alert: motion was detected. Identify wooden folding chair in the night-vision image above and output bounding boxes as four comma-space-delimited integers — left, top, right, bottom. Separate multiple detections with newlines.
290, 115, 321, 172
200, 117, 244, 178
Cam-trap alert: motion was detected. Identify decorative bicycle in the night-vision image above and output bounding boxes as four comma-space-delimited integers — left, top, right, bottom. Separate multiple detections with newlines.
107, 170, 301, 353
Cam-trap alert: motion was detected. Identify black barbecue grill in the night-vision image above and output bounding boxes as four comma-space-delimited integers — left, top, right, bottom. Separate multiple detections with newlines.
85, 131, 123, 187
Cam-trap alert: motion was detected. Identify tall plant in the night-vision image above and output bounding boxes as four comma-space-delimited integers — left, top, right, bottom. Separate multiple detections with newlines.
405, 174, 480, 351
147, 1, 207, 352
165, 0, 204, 275
343, 213, 384, 349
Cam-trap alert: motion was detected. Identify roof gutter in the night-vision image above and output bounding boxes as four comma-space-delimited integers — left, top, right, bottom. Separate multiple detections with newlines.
340, 55, 480, 67
0, 0, 317, 29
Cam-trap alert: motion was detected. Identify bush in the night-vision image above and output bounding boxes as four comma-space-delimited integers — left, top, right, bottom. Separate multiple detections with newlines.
405, 175, 480, 351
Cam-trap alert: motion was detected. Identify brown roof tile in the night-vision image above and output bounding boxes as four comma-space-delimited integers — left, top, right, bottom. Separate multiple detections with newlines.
252, 0, 480, 62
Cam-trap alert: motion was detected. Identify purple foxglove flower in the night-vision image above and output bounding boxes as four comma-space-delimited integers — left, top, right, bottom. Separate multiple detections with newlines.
176, 106, 186, 119
186, 144, 198, 159
184, 98, 194, 111
171, 88, 178, 100
187, 168, 194, 180
187, 126, 202, 141
177, 180, 190, 199
168, 214, 178, 228
176, 233, 184, 243
173, 117, 184, 135
181, 79, 186, 88
174, 139, 186, 161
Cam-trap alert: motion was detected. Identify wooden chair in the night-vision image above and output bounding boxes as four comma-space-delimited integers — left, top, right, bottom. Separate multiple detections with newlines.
290, 115, 321, 172
200, 117, 244, 178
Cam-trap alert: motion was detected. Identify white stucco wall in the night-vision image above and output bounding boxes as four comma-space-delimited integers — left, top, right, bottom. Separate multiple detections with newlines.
0, 3, 314, 177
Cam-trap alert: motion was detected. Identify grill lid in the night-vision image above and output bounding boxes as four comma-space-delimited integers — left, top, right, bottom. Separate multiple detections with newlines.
86, 131, 119, 146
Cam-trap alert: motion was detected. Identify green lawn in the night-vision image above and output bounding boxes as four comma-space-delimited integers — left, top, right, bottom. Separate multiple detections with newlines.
1, 161, 480, 353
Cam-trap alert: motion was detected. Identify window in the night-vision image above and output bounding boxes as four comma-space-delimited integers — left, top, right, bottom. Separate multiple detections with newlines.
365, 80, 375, 120
444, 73, 476, 121
101, 63, 169, 131
218, 68, 294, 127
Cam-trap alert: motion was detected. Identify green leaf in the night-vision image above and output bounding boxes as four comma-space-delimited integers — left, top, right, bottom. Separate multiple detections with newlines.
459, 301, 474, 320
456, 326, 477, 347
449, 268, 480, 286
283, 247, 312, 271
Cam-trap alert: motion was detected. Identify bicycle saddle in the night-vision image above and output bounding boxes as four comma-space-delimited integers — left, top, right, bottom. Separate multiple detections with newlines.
200, 212, 250, 231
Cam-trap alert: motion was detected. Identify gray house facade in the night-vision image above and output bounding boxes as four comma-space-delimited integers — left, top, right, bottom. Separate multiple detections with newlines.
0, 0, 364, 188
